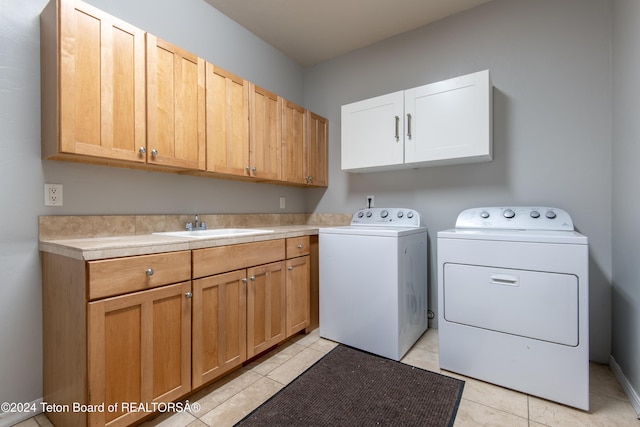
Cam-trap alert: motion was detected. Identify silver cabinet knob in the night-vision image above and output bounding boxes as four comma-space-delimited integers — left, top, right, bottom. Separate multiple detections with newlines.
146, 268, 154, 276
250, 276, 256, 281
297, 244, 303, 249
139, 147, 146, 154
246, 166, 250, 172
242, 278, 248, 283
252, 167, 257, 174
151, 149, 158, 157
288, 266, 293, 271
185, 292, 193, 299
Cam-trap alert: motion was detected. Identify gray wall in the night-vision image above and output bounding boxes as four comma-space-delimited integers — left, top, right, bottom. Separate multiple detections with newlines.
612, 0, 640, 409
0, 0, 307, 409
304, 0, 613, 364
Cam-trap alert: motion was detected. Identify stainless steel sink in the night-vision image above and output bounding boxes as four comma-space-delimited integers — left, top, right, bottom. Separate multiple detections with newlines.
153, 228, 274, 239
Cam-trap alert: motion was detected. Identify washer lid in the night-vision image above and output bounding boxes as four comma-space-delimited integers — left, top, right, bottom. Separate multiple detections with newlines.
437, 228, 588, 244
320, 225, 427, 237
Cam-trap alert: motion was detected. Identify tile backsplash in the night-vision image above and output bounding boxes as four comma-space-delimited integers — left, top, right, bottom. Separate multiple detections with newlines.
39, 213, 351, 240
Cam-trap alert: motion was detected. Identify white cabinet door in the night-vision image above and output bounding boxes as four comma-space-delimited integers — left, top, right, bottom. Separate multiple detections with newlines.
405, 70, 492, 166
341, 91, 404, 171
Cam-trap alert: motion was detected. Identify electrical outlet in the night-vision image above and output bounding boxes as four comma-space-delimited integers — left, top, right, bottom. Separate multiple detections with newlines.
366, 195, 374, 208
280, 197, 286, 209
45, 183, 63, 206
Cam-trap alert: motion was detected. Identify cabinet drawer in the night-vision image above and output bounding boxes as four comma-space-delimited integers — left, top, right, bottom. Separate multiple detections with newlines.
193, 240, 285, 279
88, 251, 191, 300
286, 236, 310, 258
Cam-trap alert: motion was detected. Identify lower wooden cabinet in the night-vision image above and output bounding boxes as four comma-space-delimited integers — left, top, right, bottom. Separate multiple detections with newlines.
246, 261, 286, 358
192, 270, 247, 388
42, 236, 313, 427
87, 282, 192, 427
285, 255, 310, 337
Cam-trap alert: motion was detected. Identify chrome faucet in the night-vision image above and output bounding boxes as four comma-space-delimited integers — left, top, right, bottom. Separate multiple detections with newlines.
186, 214, 206, 231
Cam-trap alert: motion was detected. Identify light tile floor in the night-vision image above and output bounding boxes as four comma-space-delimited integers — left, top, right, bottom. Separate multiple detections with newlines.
16, 328, 639, 427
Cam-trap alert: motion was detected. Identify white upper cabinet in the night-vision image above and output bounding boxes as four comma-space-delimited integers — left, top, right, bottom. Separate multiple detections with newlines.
341, 91, 404, 171
341, 70, 493, 173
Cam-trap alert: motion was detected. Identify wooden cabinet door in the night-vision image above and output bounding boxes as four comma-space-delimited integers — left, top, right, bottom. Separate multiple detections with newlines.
147, 34, 205, 170
285, 256, 310, 337
52, 0, 146, 162
281, 99, 306, 184
250, 84, 282, 180
305, 111, 328, 187
246, 261, 285, 358
341, 91, 404, 171
87, 282, 191, 427
192, 270, 247, 388
206, 64, 249, 176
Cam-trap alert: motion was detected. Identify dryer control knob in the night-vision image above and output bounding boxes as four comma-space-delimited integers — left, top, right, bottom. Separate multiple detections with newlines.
503, 209, 516, 219
397, 211, 404, 218
530, 210, 540, 218
407, 211, 414, 218
380, 210, 389, 218
366, 211, 373, 218
358, 211, 364, 218
545, 210, 557, 219
480, 211, 490, 219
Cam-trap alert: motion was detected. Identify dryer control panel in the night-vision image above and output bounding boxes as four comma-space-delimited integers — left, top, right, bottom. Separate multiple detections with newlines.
455, 206, 574, 231
351, 208, 422, 227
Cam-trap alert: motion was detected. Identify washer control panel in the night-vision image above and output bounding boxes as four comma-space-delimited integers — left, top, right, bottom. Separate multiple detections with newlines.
455, 206, 574, 231
351, 208, 422, 227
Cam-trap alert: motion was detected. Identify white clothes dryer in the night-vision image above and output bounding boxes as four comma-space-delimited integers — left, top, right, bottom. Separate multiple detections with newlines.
438, 207, 589, 410
319, 208, 428, 361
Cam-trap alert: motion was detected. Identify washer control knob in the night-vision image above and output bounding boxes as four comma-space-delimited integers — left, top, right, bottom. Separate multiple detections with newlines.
380, 210, 389, 218
503, 209, 516, 219
530, 210, 540, 219
397, 211, 404, 218
480, 211, 490, 219
366, 211, 373, 218
407, 211, 414, 218
357, 211, 364, 218
546, 210, 557, 219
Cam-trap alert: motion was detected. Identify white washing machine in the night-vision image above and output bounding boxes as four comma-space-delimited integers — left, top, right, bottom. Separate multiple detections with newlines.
319, 208, 428, 361
438, 206, 589, 410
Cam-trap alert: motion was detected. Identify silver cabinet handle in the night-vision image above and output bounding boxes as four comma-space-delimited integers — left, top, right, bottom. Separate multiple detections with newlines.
146, 268, 154, 276
139, 147, 146, 154
288, 266, 293, 271
407, 113, 412, 140
297, 244, 303, 249
242, 278, 248, 283
252, 167, 257, 174
395, 116, 400, 141
250, 276, 256, 281
151, 149, 158, 157
185, 291, 193, 298
245, 166, 250, 172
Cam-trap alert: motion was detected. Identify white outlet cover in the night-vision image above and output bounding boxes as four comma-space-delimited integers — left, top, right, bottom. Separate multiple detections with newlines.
45, 183, 63, 206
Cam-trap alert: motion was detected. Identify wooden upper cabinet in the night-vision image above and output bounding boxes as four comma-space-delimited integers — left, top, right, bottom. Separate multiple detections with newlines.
146, 35, 206, 170
281, 99, 306, 184
250, 84, 282, 181
206, 64, 249, 176
41, 0, 146, 162
305, 111, 329, 187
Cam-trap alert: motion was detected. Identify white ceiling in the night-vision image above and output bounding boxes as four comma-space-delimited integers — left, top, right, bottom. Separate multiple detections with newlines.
204, 0, 494, 67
